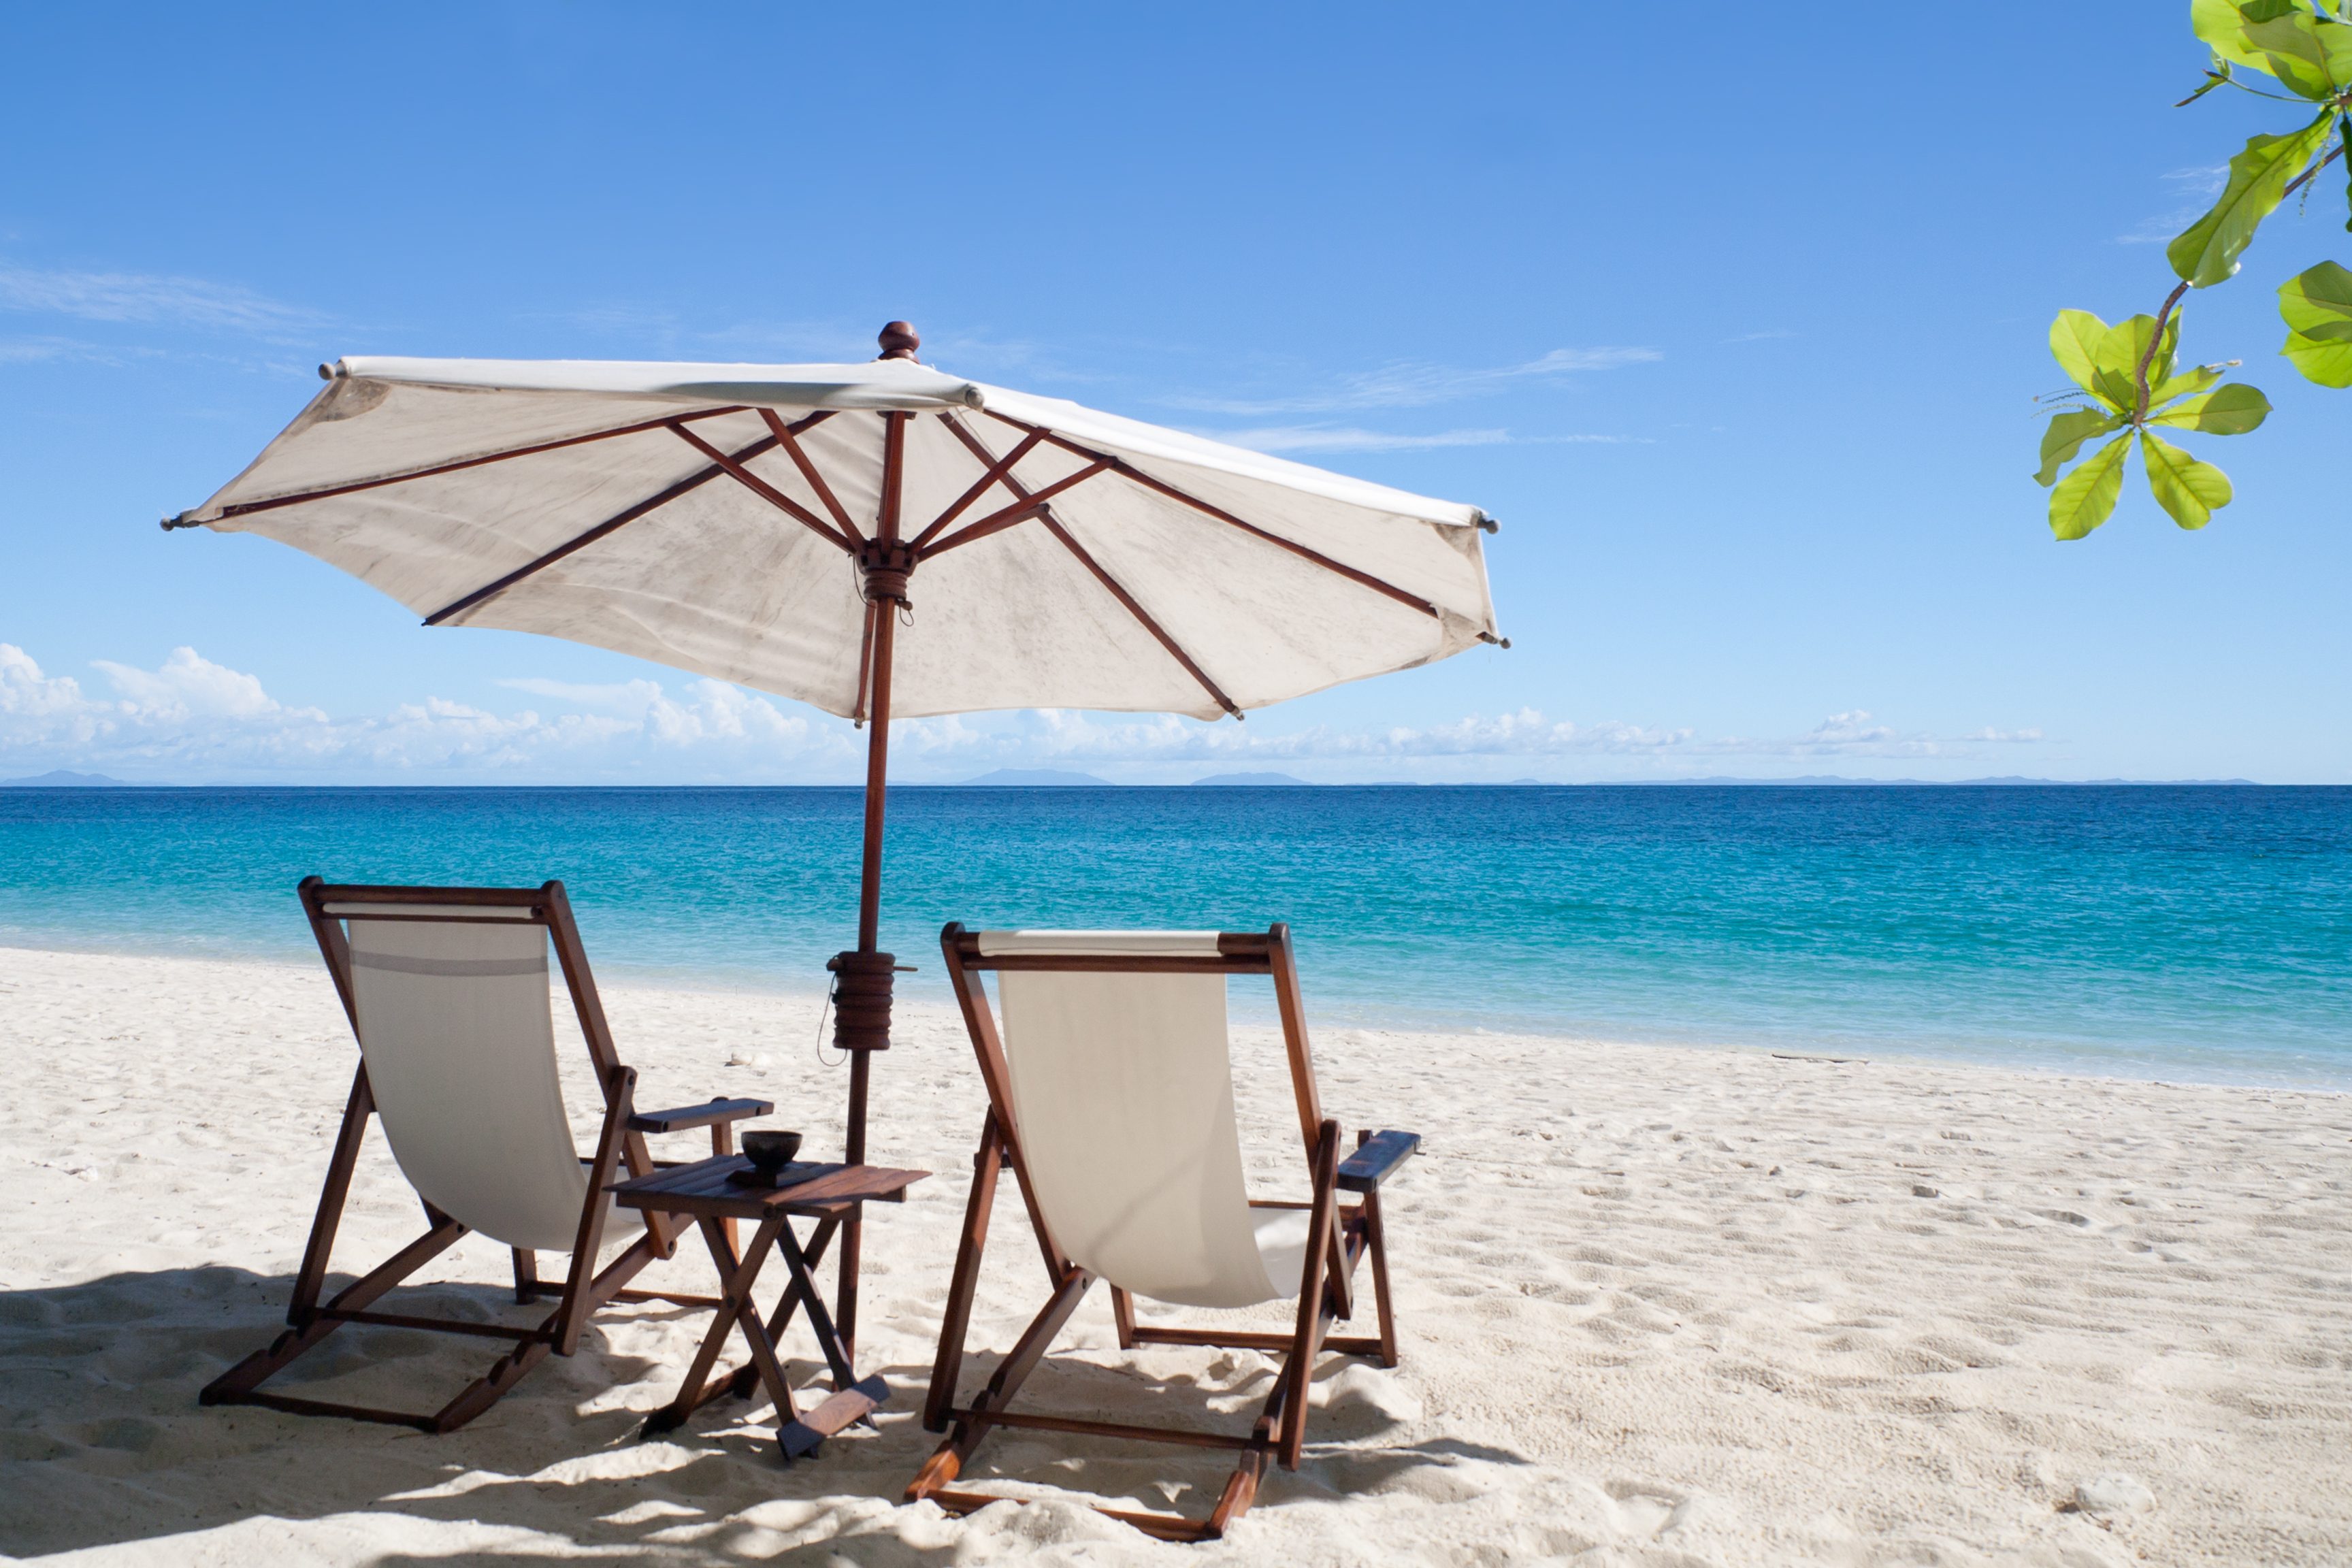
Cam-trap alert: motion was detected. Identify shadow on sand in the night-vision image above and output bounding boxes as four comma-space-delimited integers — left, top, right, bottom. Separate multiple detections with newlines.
0, 1265, 1523, 1561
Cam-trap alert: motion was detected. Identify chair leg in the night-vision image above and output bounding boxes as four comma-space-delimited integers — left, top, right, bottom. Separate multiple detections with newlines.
1110, 1286, 1137, 1349
1360, 1188, 1399, 1368
201, 1215, 467, 1407
287, 1066, 374, 1325
431, 1338, 553, 1433
925, 1113, 1002, 1433
1279, 1120, 1342, 1469
511, 1248, 538, 1305
909, 1268, 1094, 1499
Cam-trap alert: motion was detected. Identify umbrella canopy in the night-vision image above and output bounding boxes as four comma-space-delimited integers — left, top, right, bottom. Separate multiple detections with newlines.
168, 323, 1505, 1348
169, 342, 1501, 722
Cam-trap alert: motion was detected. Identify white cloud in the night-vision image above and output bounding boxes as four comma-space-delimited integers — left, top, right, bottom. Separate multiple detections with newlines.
2118, 164, 2228, 245
1701, 710, 2046, 761
1210, 425, 1513, 454
1, 645, 2045, 783
880, 706, 2040, 772
1170, 345, 1662, 416
0, 265, 327, 334
0, 644, 847, 782
91, 646, 293, 721
495, 676, 666, 713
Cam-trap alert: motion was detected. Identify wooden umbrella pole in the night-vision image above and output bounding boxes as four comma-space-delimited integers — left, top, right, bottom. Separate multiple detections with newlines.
834, 602, 893, 1352
830, 398, 914, 1356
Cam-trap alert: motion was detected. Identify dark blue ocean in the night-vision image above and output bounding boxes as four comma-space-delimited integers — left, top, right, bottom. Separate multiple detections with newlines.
1, 785, 2346, 1087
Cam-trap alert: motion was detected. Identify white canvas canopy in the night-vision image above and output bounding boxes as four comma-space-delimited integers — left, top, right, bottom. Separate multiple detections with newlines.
172, 346, 1502, 721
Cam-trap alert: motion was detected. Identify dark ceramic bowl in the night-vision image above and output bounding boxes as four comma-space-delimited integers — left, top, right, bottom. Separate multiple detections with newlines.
741, 1130, 803, 1171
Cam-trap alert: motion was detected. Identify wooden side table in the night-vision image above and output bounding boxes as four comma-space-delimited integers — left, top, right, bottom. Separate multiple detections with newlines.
611, 1155, 928, 1459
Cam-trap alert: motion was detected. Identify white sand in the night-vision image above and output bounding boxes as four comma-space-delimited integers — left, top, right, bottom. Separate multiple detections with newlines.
2, 943, 2348, 1566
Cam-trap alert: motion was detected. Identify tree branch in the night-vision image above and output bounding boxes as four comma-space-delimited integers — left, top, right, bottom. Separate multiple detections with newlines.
2282, 139, 2343, 199
2134, 280, 2192, 423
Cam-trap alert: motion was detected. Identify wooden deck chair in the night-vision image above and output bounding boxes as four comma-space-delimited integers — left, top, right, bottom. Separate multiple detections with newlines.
201, 879, 772, 1433
908, 924, 1420, 1542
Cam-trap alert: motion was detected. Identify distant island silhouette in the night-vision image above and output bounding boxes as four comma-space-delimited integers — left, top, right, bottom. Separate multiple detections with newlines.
1, 770, 130, 788
1189, 772, 1311, 787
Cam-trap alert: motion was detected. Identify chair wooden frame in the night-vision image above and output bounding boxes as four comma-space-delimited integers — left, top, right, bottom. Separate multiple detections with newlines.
906, 921, 1420, 1542
200, 878, 772, 1434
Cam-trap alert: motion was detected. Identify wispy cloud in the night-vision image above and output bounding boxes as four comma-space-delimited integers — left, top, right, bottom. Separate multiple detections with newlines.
886, 706, 2042, 771
0, 265, 329, 335
1211, 425, 1513, 454
2118, 164, 2227, 246
2, 647, 2044, 784
1722, 329, 1796, 343
1166, 345, 1661, 416
1, 644, 843, 782
1208, 425, 1646, 453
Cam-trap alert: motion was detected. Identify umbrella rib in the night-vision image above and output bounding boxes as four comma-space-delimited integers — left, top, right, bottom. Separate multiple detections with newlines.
979, 410, 1442, 620
915, 459, 1112, 559
202, 405, 751, 522
851, 597, 879, 724
1032, 508, 1241, 720
934, 411, 1237, 715
669, 422, 855, 553
760, 408, 865, 544
421, 423, 810, 626
904, 424, 1043, 552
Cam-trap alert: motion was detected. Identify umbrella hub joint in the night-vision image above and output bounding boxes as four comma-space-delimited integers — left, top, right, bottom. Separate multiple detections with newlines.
855, 540, 918, 608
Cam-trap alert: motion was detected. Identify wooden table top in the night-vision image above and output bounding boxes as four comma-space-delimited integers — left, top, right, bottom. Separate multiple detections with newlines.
610, 1156, 929, 1221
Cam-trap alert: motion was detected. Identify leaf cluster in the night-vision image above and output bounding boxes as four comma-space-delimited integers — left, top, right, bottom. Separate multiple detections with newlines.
2035, 310, 2270, 539
2035, 1, 2347, 540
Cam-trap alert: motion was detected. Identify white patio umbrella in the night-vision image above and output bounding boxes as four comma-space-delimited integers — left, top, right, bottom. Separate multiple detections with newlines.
167, 323, 1506, 1342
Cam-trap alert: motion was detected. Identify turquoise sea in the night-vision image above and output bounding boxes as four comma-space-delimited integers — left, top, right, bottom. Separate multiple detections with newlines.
1, 785, 2346, 1087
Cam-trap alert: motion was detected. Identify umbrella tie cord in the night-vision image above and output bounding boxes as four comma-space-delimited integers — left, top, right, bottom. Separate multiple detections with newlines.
814, 977, 844, 1068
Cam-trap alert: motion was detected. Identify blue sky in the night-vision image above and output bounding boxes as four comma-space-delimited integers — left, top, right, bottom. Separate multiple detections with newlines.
2, 3, 2346, 784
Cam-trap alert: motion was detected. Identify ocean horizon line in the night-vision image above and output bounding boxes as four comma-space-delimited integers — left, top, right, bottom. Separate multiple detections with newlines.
0, 771, 2295, 791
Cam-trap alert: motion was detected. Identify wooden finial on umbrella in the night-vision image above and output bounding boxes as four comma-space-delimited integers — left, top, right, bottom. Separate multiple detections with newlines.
877, 321, 921, 361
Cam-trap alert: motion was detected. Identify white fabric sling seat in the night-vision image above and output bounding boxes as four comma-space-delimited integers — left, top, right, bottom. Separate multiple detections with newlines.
201, 879, 772, 1435
981, 930, 1309, 1309
340, 902, 641, 1252
911, 924, 1421, 1544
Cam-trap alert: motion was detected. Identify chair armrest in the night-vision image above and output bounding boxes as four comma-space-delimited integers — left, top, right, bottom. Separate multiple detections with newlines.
627, 1096, 774, 1134
1337, 1129, 1419, 1193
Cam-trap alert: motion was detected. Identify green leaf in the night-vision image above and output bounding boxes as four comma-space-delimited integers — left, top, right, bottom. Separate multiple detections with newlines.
2194, 0, 2278, 74
2048, 432, 2132, 541
2279, 258, 2352, 385
2242, 8, 2352, 96
2139, 431, 2234, 529
2168, 110, 2337, 287
2048, 310, 2116, 404
2148, 361, 2223, 405
2089, 312, 2176, 412
2148, 381, 2273, 433
2036, 409, 2123, 485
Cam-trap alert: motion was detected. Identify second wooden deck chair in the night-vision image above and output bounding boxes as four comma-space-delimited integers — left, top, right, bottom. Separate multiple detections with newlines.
201, 879, 772, 1433
908, 924, 1420, 1542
